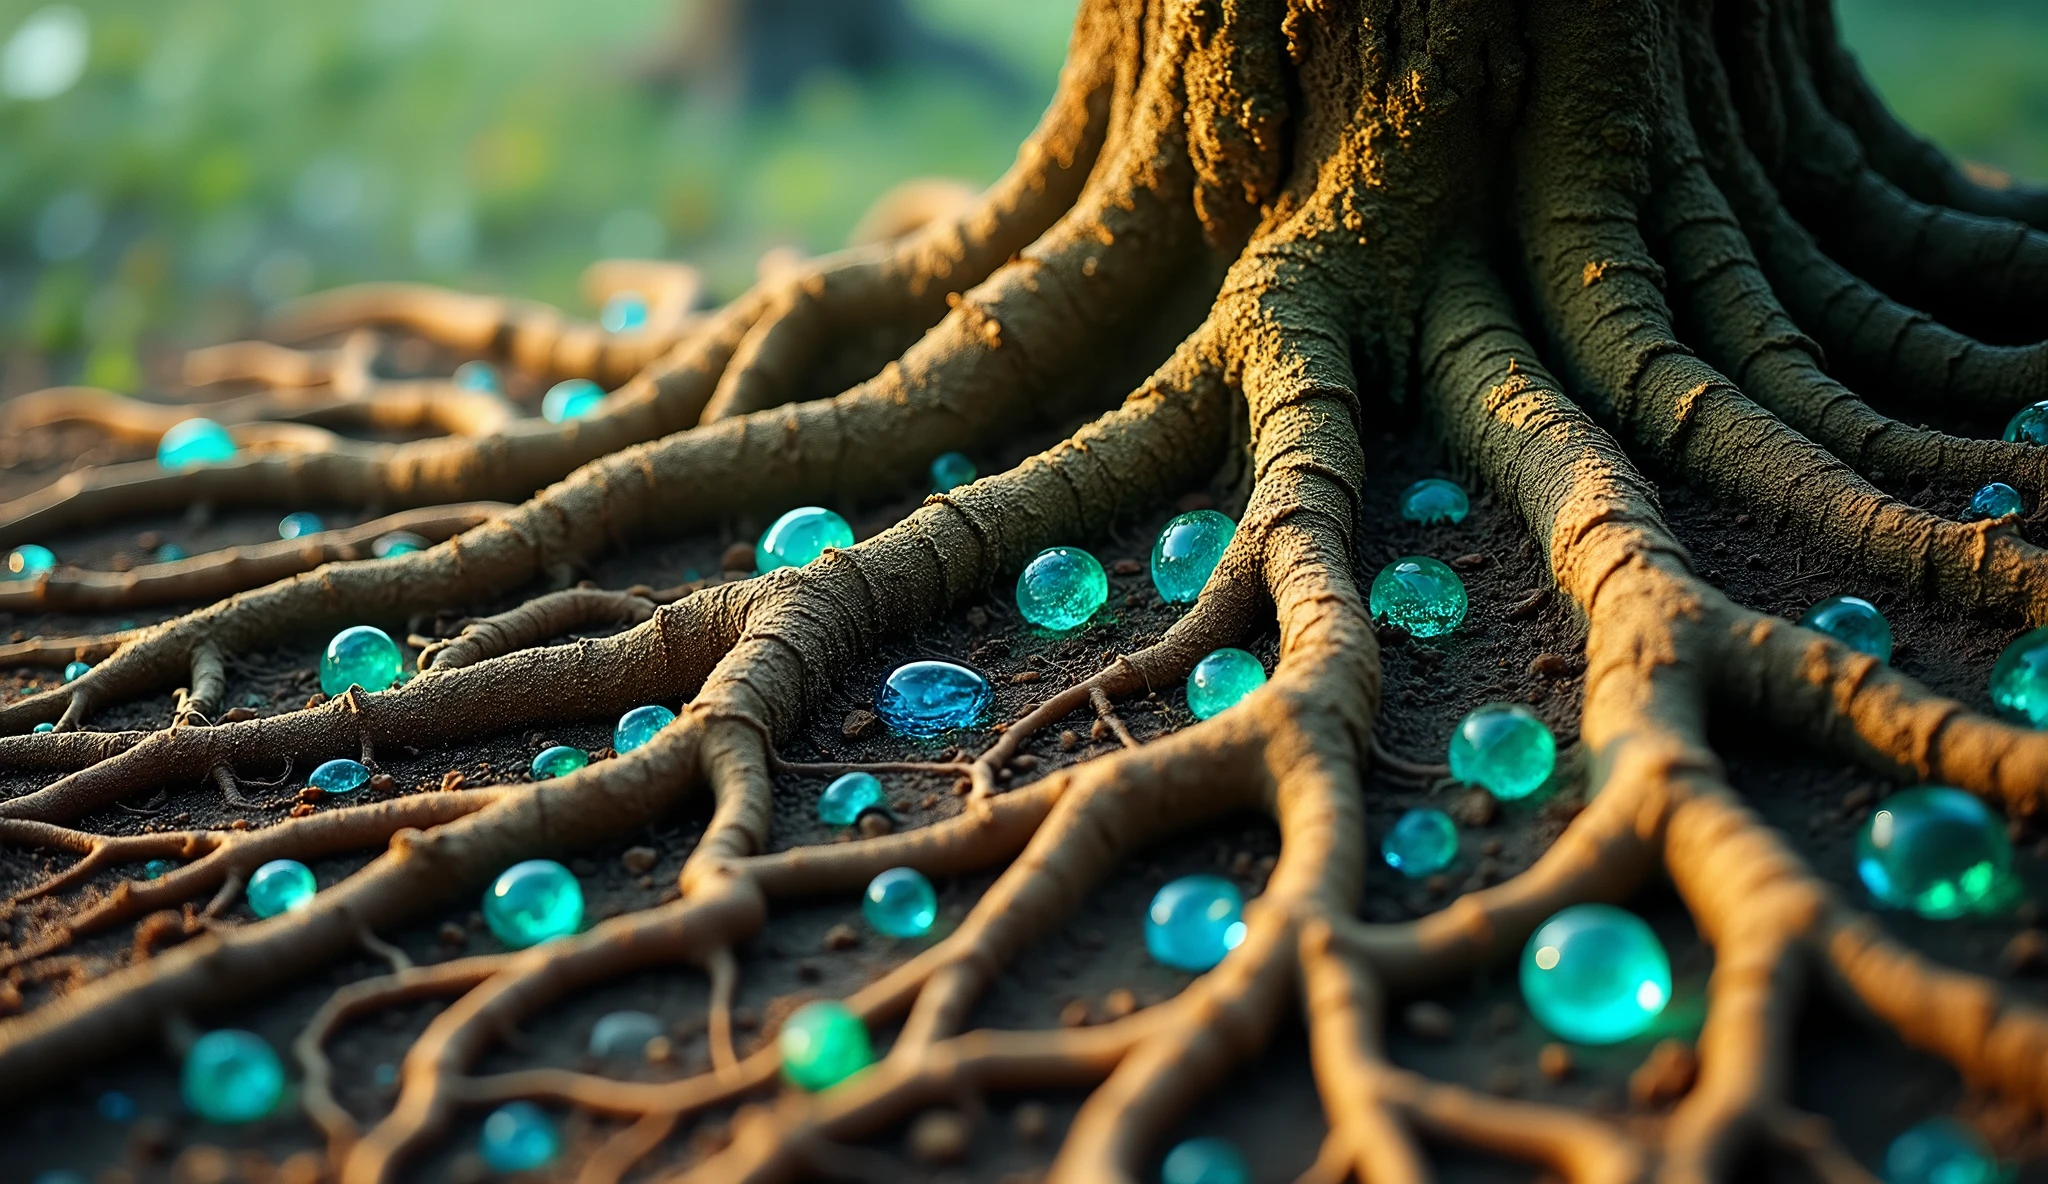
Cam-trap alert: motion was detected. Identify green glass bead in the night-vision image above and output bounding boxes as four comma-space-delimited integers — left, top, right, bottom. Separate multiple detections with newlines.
1016, 546, 1108, 632
1146, 875, 1245, 971
158, 418, 236, 471
1885, 1119, 2002, 1184
371, 531, 428, 557
1399, 478, 1470, 524
601, 291, 649, 333
481, 1101, 560, 1171
1799, 595, 1892, 663
32, 722, 54, 733
779, 1000, 873, 1091
1369, 556, 1467, 638
756, 506, 854, 572
308, 758, 370, 794
484, 859, 584, 948
1991, 626, 2048, 728
278, 512, 323, 540
2004, 400, 2048, 446
588, 1011, 664, 1060
1382, 807, 1458, 878
181, 1029, 283, 1123
247, 859, 316, 918
930, 451, 976, 492
155, 543, 187, 563
1150, 510, 1236, 604
453, 361, 499, 393
819, 772, 885, 827
530, 745, 589, 780
143, 858, 174, 879
614, 705, 674, 754
1521, 903, 1670, 1044
1970, 482, 2024, 521
1162, 1136, 1250, 1184
63, 660, 89, 683
863, 866, 937, 937
1449, 703, 1556, 801
6, 544, 55, 579
542, 379, 605, 423
1186, 648, 1266, 720
319, 625, 403, 696
1858, 786, 2012, 919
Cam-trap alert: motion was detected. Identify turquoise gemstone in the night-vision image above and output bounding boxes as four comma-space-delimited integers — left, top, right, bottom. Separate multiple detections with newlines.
247, 859, 316, 918
6, 544, 55, 579
1016, 546, 1108, 632
780, 1000, 873, 1091
32, 722, 54, 733
588, 1010, 664, 1059
453, 360, 500, 393
143, 858, 174, 879
480, 1101, 559, 1172
181, 1029, 283, 1123
614, 705, 675, 754
157, 418, 236, 471
278, 512, 324, 540
155, 543, 187, 563
1970, 482, 2024, 521
1151, 510, 1236, 604
1521, 904, 1670, 1044
1163, 1136, 1250, 1184
756, 506, 855, 572
371, 530, 428, 558
875, 660, 991, 738
863, 867, 937, 937
320, 625, 403, 695
530, 745, 589, 780
929, 451, 976, 492
1399, 478, 1470, 524
1382, 808, 1458, 878
97, 1090, 137, 1121
1799, 595, 1892, 663
1449, 703, 1556, 801
1145, 875, 1245, 971
601, 291, 649, 332
308, 758, 371, 794
1990, 626, 2048, 727
485, 859, 583, 947
62, 660, 89, 683
1369, 556, 1467, 638
819, 771, 885, 826
542, 379, 605, 423
2004, 400, 2048, 445
1858, 786, 2011, 919
1884, 1118, 2001, 1184
1186, 648, 1266, 720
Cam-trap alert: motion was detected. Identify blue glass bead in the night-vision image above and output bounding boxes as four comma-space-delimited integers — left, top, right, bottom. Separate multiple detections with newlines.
155, 543, 188, 563
780, 1000, 873, 1091
1145, 875, 1246, 971
601, 290, 649, 333
819, 771, 885, 826
1382, 808, 1459, 878
320, 625, 402, 696
97, 1090, 137, 1122
2004, 400, 2048, 446
875, 660, 991, 738
1017, 546, 1108, 632
863, 867, 938, 938
371, 530, 428, 558
1399, 478, 1470, 525
6, 544, 55, 579
531, 745, 589, 780
1858, 786, 2011, 919
158, 417, 236, 471
480, 1101, 560, 1172
278, 511, 324, 540
1991, 626, 2048, 728
248, 859, 316, 918
484, 859, 583, 947
614, 704, 675, 754
1970, 482, 2025, 521
1800, 595, 1892, 663
1186, 648, 1266, 720
1520, 904, 1670, 1044
1885, 1118, 2001, 1184
1369, 556, 1467, 638
1162, 1136, 1250, 1184
452, 360, 500, 393
32, 722, 54, 733
62, 660, 89, 683
930, 451, 976, 492
143, 858, 174, 879
588, 1010, 665, 1059
756, 506, 855, 572
542, 378, 605, 423
1151, 510, 1236, 604
309, 758, 371, 795
181, 1029, 284, 1123
1450, 703, 1557, 801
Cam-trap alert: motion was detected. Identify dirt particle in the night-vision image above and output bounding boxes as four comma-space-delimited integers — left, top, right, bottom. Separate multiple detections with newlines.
732, 1007, 760, 1032
1058, 998, 1092, 1027
908, 1109, 972, 1164
1112, 558, 1144, 576
1176, 491, 1215, 512
438, 922, 466, 947
621, 846, 659, 875
129, 1116, 175, 1161
1013, 1101, 1051, 1143
823, 924, 861, 951
1450, 552, 1489, 572
967, 606, 988, 629
1059, 730, 1078, 752
857, 811, 894, 837
1010, 670, 1042, 684
440, 769, 466, 792
1484, 1065, 1523, 1096
1102, 988, 1137, 1019
2002, 930, 2047, 976
841, 709, 879, 740
1012, 753, 1039, 770
1403, 1001, 1455, 1042
1505, 588, 1551, 620
1528, 652, 1575, 679
719, 541, 756, 573
1489, 1002, 1521, 1036
1538, 1043, 1573, 1082
303, 693, 329, 710
1451, 789, 1499, 827
1090, 718, 1110, 741
171, 1145, 234, 1184
796, 960, 823, 982
369, 773, 396, 793
1629, 1039, 1699, 1108
218, 706, 259, 723
1481, 838, 1504, 857
288, 803, 316, 818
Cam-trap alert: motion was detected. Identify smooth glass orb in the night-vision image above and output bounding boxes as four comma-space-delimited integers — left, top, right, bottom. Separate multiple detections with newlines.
875, 660, 991, 738
1151, 510, 1236, 604
157, 417, 236, 471
1187, 648, 1267, 720
780, 1000, 873, 1091
1399, 478, 1470, 524
1990, 626, 2048, 728
181, 1029, 284, 1123
1884, 1118, 2001, 1184
930, 451, 976, 492
1800, 595, 1892, 663
530, 745, 589, 780
1162, 1136, 1250, 1184
1145, 875, 1246, 971
371, 530, 428, 558
1370, 556, 1468, 638
1858, 786, 2011, 919
2004, 400, 2048, 446
480, 1101, 560, 1172
756, 506, 855, 572
1520, 904, 1671, 1044
308, 758, 371, 795
601, 290, 649, 333
484, 860, 584, 948
614, 705, 675, 754
588, 1010, 664, 1059
1016, 546, 1108, 632
278, 511, 324, 540
247, 859, 316, 918
542, 378, 605, 423
143, 858, 174, 879
863, 867, 938, 938
32, 722, 54, 733
819, 771, 885, 827
452, 360, 499, 392
1449, 703, 1557, 801
6, 544, 55, 579
62, 660, 89, 683
1382, 808, 1459, 878
155, 543, 187, 563
320, 625, 402, 696
1970, 482, 2025, 521
97, 1090, 137, 1122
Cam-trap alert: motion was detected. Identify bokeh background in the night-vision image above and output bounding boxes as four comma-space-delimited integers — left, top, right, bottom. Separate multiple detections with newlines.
0, 0, 2041, 398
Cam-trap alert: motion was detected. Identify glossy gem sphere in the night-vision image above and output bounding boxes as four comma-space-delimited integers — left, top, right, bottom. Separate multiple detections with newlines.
1146, 875, 1246, 971
1970, 482, 2024, 521
1449, 703, 1556, 801
588, 1010, 664, 1060
929, 451, 976, 492
485, 859, 584, 948
1884, 1118, 2001, 1184
601, 290, 649, 332
780, 1000, 873, 1091
308, 758, 371, 794
1990, 626, 2048, 728
1186, 648, 1266, 720
1370, 556, 1467, 638
6, 544, 55, 579
756, 506, 855, 572
2004, 400, 2048, 446
278, 511, 323, 540
1162, 1136, 1250, 1184
1399, 477, 1470, 524
875, 660, 991, 738
1016, 546, 1108, 632
182, 1029, 284, 1123
863, 867, 938, 937
319, 625, 403, 695
542, 378, 605, 423
1799, 595, 1892, 663
155, 543, 188, 562
371, 530, 428, 558
1382, 808, 1459, 878
1521, 904, 1670, 1043
530, 745, 589, 780
158, 418, 236, 470
1151, 509, 1236, 604
818, 771, 885, 826
453, 360, 499, 392
1857, 787, 2011, 919
614, 704, 675, 754
248, 859, 316, 918
63, 660, 89, 682
480, 1101, 560, 1171
143, 858, 174, 879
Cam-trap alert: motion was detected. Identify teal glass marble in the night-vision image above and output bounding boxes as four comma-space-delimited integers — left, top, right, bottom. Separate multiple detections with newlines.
930, 451, 976, 492
97, 1090, 137, 1121
1382, 808, 1458, 878
6, 544, 55, 579
158, 417, 236, 471
601, 290, 649, 333
1990, 626, 2048, 728
484, 859, 584, 948
1162, 1137, 1250, 1184
452, 360, 499, 393
542, 378, 605, 423
875, 660, 991, 738
1521, 904, 1670, 1044
155, 543, 188, 563
308, 758, 371, 794
614, 705, 675, 754
278, 511, 323, 540
1885, 1119, 2001, 1184
530, 745, 589, 780
248, 859, 316, 918
32, 722, 54, 733
1858, 786, 2011, 919
181, 1029, 283, 1123
589, 1010, 664, 1059
756, 506, 855, 572
863, 867, 938, 938
319, 625, 403, 695
63, 660, 89, 683
2004, 400, 2048, 446
1449, 703, 1556, 801
1399, 478, 1470, 525
143, 858, 175, 879
1800, 595, 1892, 663
480, 1101, 559, 1172
1145, 875, 1246, 971
1016, 546, 1108, 632
1369, 556, 1468, 638
819, 771, 885, 826
1970, 482, 2024, 521
780, 1000, 873, 1091
1151, 510, 1236, 604
1186, 648, 1266, 720
371, 530, 428, 558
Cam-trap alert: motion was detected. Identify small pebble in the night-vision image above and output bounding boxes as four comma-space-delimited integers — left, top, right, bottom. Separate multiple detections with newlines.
1451, 789, 1499, 827
1528, 652, 1575, 679
1403, 1001, 1455, 1042
1101, 988, 1137, 1019
908, 1109, 971, 1164
1629, 1039, 1698, 1107
719, 541, 756, 573
2002, 929, 2047, 976
858, 812, 895, 838
1013, 1101, 1050, 1142
438, 923, 466, 946
1538, 1043, 1573, 1081
842, 709, 879, 740
621, 846, 658, 875
823, 923, 861, 951
1484, 1066, 1523, 1096
1059, 999, 1092, 1027
1059, 730, 1078, 751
